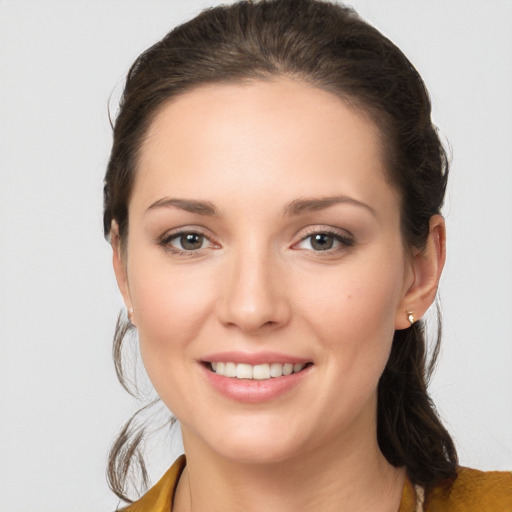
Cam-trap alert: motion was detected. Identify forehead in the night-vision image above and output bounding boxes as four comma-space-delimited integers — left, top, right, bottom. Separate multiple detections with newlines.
133, 78, 397, 216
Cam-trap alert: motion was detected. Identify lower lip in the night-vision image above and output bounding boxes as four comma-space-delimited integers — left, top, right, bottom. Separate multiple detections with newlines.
201, 364, 311, 403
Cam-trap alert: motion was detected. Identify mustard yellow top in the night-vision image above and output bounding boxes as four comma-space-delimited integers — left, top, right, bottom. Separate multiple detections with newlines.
121, 456, 512, 512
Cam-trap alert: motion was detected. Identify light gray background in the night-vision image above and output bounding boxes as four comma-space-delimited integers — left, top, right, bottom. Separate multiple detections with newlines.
1, 1, 511, 510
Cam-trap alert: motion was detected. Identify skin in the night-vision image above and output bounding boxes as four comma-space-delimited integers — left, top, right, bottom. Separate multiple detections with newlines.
113, 78, 446, 512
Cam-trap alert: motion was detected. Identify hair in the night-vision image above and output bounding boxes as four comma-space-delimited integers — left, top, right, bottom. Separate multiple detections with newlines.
103, 0, 457, 504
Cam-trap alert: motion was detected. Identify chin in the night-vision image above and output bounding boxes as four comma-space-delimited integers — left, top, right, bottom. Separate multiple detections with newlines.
215, 436, 307, 466
183, 415, 314, 466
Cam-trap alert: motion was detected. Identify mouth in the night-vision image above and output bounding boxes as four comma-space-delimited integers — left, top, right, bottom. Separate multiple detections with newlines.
204, 361, 313, 380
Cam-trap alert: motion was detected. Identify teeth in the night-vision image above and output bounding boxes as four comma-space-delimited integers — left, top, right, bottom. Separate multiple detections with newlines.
282, 363, 293, 376
270, 363, 283, 377
225, 362, 237, 378
235, 363, 252, 379
210, 361, 307, 379
252, 364, 270, 380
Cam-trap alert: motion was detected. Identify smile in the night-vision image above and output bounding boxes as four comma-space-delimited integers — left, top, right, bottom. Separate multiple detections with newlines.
209, 362, 307, 380
201, 357, 313, 403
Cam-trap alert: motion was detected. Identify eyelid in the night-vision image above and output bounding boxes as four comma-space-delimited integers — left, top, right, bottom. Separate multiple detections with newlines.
158, 226, 220, 254
156, 225, 354, 255
292, 226, 355, 251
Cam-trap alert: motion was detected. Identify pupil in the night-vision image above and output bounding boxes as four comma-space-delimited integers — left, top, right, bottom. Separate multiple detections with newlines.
312, 233, 333, 250
181, 233, 203, 250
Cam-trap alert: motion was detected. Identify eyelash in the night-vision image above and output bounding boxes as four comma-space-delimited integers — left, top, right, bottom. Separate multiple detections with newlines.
158, 230, 215, 255
293, 228, 355, 253
158, 227, 355, 256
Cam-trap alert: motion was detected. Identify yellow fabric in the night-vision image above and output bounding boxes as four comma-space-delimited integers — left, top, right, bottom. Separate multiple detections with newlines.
122, 456, 512, 512
398, 477, 417, 512
426, 467, 512, 512
121, 455, 186, 512
398, 467, 512, 512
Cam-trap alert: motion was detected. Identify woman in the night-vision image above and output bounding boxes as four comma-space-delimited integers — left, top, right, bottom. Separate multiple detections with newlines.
103, 0, 512, 510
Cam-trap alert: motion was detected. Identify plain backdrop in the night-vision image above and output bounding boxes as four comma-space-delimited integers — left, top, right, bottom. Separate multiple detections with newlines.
1, 1, 511, 510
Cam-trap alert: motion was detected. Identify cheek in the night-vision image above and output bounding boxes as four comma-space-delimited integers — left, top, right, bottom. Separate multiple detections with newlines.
127, 254, 217, 369
306, 258, 403, 329
298, 249, 405, 367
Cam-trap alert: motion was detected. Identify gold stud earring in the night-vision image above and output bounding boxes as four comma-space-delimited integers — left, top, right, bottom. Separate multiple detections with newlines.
406, 310, 415, 325
127, 307, 134, 323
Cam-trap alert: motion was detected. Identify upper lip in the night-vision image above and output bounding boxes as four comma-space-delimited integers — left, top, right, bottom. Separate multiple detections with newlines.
202, 351, 311, 365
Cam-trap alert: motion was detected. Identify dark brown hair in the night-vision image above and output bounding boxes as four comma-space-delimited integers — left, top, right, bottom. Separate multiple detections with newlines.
104, 0, 457, 503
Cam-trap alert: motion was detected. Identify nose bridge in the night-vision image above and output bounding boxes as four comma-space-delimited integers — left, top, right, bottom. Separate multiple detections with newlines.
219, 236, 288, 332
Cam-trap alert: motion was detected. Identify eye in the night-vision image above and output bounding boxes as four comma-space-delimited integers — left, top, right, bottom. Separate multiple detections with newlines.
295, 231, 354, 252
160, 231, 213, 253
307, 233, 337, 251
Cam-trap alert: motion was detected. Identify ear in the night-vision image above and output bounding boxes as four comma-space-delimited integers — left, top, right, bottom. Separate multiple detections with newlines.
395, 215, 446, 329
111, 221, 135, 324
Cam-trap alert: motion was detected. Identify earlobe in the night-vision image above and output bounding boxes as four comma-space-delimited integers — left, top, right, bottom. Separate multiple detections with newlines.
395, 215, 446, 330
111, 221, 135, 323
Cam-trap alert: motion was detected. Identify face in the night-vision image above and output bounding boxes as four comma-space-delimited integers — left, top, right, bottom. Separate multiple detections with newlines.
115, 78, 419, 464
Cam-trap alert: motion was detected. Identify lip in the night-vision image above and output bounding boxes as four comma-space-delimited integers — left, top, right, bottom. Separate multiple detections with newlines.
202, 351, 311, 365
199, 354, 313, 404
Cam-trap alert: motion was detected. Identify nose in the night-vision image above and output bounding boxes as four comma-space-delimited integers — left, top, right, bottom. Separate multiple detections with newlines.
217, 246, 291, 333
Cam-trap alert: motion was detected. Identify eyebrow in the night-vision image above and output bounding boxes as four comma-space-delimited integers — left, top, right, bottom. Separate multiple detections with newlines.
284, 195, 377, 217
146, 197, 217, 216
145, 195, 376, 217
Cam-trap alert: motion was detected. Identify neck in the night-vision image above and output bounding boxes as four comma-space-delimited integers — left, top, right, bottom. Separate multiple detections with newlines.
174, 423, 405, 512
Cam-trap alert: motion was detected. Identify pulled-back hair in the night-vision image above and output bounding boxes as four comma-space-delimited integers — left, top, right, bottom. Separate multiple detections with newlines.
104, 0, 457, 503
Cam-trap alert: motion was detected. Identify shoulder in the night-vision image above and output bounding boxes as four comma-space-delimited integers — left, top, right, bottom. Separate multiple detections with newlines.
120, 455, 186, 512
427, 467, 512, 512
